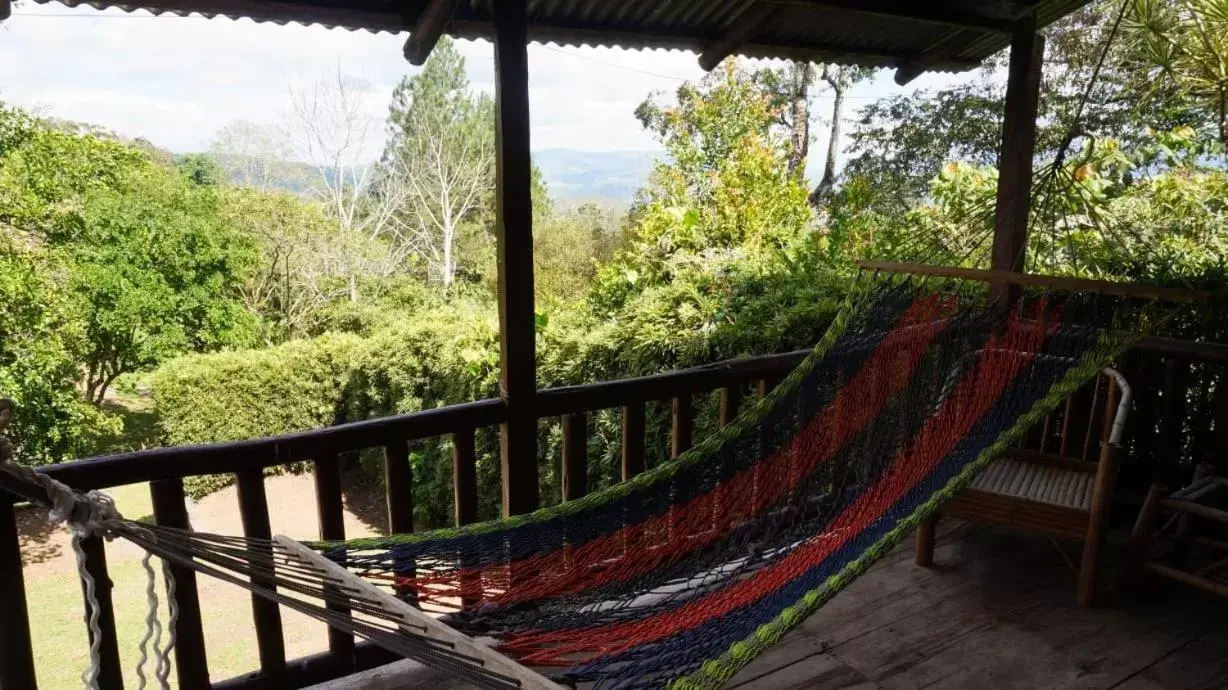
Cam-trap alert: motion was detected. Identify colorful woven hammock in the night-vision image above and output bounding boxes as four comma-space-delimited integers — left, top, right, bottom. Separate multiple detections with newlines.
0, 277, 1150, 690
308, 277, 1142, 689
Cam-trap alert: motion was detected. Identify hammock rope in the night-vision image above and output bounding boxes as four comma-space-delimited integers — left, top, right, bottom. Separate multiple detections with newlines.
0, 277, 1155, 690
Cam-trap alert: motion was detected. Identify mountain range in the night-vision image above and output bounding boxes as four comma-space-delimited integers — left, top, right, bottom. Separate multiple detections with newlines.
197, 149, 660, 209
531, 149, 659, 207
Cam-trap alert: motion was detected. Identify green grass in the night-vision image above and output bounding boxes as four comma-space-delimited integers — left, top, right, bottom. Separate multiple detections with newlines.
23, 483, 177, 689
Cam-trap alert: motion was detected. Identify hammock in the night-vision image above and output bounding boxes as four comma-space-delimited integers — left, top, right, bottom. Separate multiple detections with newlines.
0, 276, 1155, 690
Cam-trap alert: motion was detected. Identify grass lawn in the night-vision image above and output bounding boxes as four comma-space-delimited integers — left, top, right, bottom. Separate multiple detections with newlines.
21, 475, 382, 688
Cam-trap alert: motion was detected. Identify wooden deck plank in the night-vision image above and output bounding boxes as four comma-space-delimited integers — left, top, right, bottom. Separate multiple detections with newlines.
317, 523, 1224, 690
1112, 621, 1228, 690
737, 653, 872, 690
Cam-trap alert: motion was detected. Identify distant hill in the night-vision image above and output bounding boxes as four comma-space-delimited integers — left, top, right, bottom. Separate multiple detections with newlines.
184, 149, 660, 207
532, 149, 659, 206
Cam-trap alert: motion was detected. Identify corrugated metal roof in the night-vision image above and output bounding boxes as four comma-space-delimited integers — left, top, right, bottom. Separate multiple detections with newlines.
29, 0, 1091, 75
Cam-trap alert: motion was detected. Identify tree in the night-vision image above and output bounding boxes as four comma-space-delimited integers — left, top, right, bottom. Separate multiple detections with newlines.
0, 225, 117, 463
595, 60, 813, 316
209, 120, 298, 191
220, 187, 349, 341
70, 166, 259, 403
841, 0, 1204, 215
810, 63, 874, 206
1126, 0, 1228, 150
290, 70, 409, 300
381, 36, 495, 291
176, 153, 225, 186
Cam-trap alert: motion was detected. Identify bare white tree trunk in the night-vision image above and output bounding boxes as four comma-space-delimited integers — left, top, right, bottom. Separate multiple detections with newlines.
289, 70, 411, 296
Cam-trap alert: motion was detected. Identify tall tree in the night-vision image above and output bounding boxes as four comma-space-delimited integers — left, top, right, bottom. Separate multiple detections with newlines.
290, 70, 408, 300
810, 63, 874, 206
382, 36, 495, 290
786, 63, 813, 175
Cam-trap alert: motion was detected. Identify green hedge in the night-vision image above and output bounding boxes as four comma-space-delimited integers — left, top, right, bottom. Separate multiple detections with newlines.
152, 276, 846, 524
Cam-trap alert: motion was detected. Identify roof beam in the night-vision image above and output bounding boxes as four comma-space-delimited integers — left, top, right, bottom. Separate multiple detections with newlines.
894, 27, 985, 84
698, 2, 779, 71
403, 0, 461, 66
778, 0, 1017, 33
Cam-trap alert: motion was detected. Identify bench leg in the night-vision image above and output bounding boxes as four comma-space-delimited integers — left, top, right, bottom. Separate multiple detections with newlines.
1078, 444, 1120, 607
915, 515, 938, 568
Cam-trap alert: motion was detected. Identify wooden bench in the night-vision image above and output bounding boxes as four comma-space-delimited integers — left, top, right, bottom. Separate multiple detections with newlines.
916, 368, 1130, 606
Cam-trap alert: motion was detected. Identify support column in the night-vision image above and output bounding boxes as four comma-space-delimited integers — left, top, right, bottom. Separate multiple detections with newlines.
990, 18, 1044, 304
493, 0, 539, 518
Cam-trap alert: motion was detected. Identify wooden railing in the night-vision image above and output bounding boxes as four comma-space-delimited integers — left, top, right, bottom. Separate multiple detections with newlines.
1, 337, 1226, 689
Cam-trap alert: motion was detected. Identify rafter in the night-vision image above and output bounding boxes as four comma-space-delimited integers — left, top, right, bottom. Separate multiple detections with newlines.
894, 27, 985, 85
698, 2, 779, 71
777, 0, 1019, 33
403, 0, 460, 66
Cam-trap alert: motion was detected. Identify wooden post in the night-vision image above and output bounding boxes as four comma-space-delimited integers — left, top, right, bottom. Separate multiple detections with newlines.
1158, 358, 1189, 487
79, 536, 124, 690
990, 18, 1043, 305
493, 0, 538, 518
314, 453, 354, 668
383, 442, 418, 598
236, 469, 287, 681
0, 496, 36, 690
719, 386, 740, 427
150, 478, 211, 690
621, 403, 646, 481
561, 413, 588, 501
1079, 443, 1120, 607
452, 428, 478, 526
915, 516, 938, 567
1123, 482, 1167, 593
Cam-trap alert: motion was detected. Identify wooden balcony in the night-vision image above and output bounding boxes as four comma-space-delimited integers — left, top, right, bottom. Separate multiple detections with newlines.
1, 336, 1227, 689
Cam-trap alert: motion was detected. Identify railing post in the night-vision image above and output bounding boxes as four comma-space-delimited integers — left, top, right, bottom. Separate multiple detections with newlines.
621, 403, 646, 481
672, 395, 694, 459
562, 413, 588, 501
0, 495, 36, 690
452, 429, 478, 527
79, 536, 124, 690
493, 0, 539, 519
383, 442, 416, 603
452, 428, 480, 608
719, 386, 740, 428
236, 469, 287, 682
314, 452, 354, 670
1159, 357, 1189, 487
150, 478, 211, 689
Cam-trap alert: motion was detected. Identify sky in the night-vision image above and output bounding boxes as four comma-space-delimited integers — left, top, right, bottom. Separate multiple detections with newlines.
0, 1, 977, 164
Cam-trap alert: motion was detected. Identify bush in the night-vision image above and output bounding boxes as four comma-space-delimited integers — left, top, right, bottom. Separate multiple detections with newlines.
153, 304, 503, 510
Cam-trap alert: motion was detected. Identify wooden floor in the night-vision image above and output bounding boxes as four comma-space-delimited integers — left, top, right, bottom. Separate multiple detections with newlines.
311, 522, 1228, 690
729, 522, 1228, 690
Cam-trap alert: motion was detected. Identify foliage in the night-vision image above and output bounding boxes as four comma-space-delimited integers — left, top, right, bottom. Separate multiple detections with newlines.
842, 0, 1210, 216
67, 167, 259, 403
382, 36, 495, 290
595, 61, 815, 318
0, 230, 118, 463
1125, 0, 1228, 149
0, 101, 257, 461
153, 303, 501, 508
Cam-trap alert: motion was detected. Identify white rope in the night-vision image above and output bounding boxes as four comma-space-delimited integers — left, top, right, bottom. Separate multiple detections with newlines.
135, 550, 162, 690
3, 402, 176, 689
158, 560, 179, 688
70, 531, 104, 690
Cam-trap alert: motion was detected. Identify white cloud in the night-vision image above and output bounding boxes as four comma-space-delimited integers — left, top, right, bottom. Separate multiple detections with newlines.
0, 2, 984, 165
